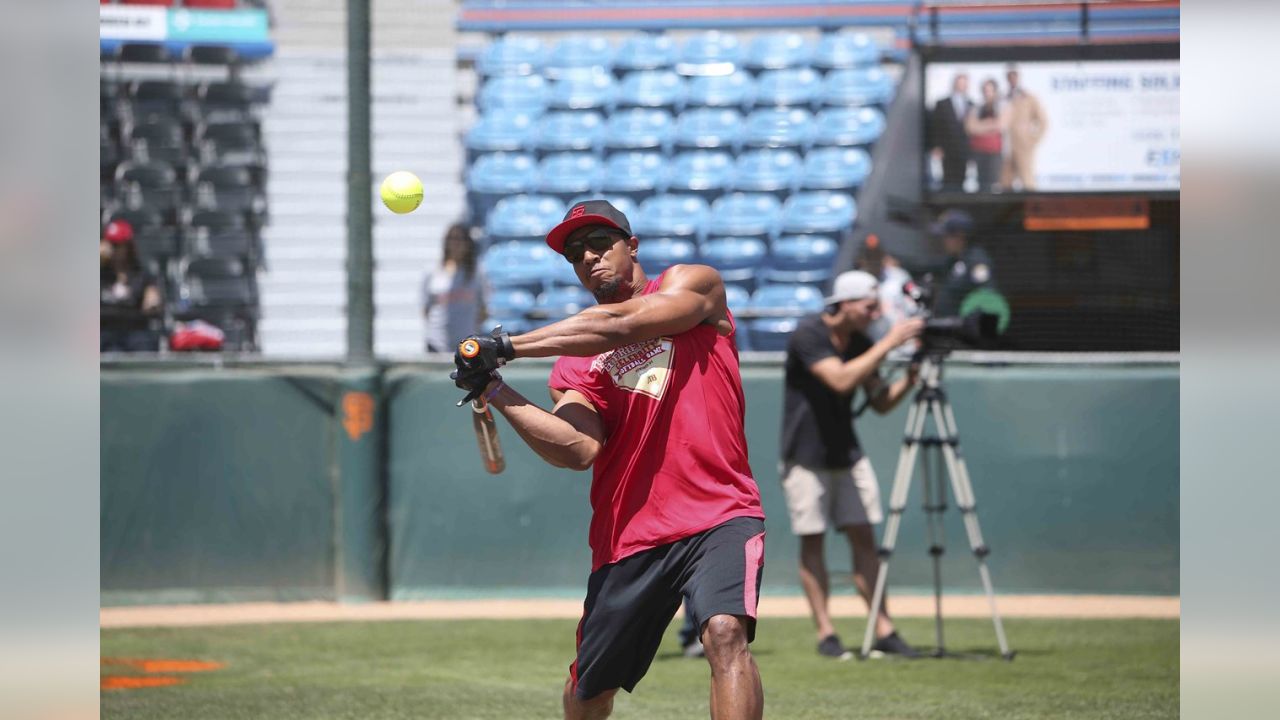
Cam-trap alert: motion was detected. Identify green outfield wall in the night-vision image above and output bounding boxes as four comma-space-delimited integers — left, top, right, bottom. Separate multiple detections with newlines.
101, 359, 1178, 605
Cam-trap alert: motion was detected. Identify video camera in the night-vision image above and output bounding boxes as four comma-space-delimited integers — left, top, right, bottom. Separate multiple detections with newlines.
903, 278, 1000, 355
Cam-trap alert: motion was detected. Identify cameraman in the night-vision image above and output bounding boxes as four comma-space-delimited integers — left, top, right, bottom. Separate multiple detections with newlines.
780, 270, 924, 660
931, 209, 996, 317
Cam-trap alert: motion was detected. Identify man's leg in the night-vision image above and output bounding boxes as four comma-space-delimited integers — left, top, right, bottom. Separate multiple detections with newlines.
845, 523, 894, 639
797, 533, 836, 641
702, 614, 763, 720
562, 679, 617, 720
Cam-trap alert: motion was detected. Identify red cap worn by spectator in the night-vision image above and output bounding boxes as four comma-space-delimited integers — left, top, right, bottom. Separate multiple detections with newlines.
104, 220, 134, 245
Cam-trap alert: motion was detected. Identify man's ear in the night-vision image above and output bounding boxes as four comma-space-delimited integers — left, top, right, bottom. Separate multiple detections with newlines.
628, 235, 639, 256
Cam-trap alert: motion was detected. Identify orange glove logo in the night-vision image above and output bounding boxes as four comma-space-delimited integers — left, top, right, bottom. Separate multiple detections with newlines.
459, 339, 481, 359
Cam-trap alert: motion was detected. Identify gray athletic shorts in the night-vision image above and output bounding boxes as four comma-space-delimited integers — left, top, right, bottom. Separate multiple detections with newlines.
780, 458, 883, 535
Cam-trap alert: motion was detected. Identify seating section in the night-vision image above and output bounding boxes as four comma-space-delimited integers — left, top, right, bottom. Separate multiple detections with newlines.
100, 38, 269, 351
466, 30, 898, 347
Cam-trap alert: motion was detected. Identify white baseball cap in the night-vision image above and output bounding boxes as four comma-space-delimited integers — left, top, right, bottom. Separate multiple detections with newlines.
824, 270, 879, 305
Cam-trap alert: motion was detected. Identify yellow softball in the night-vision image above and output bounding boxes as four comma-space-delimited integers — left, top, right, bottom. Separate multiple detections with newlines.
380, 171, 424, 214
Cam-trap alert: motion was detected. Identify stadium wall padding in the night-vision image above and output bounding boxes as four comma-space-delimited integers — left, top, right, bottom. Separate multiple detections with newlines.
101, 361, 1178, 605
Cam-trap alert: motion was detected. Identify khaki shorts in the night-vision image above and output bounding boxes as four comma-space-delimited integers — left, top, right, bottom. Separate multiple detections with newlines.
780, 458, 883, 535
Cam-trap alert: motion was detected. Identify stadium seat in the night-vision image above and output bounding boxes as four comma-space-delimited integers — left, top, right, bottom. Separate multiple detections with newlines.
745, 32, 815, 71
701, 236, 768, 290
131, 225, 181, 267
547, 68, 618, 111
599, 152, 666, 203
708, 193, 782, 239
633, 194, 710, 240
616, 70, 687, 112
476, 75, 549, 114
101, 133, 121, 181
475, 35, 546, 77
732, 149, 802, 198
487, 287, 536, 319
813, 107, 887, 148
614, 33, 676, 75
184, 45, 240, 69
762, 235, 838, 284
104, 206, 166, 233
485, 194, 566, 243
533, 111, 605, 157
745, 316, 801, 351
544, 35, 615, 79
780, 191, 857, 238
741, 108, 815, 150
466, 112, 537, 162
194, 81, 257, 123
820, 67, 896, 107
724, 283, 751, 318
116, 42, 171, 65
603, 109, 674, 156
114, 160, 183, 218
466, 153, 539, 223
638, 237, 698, 275
125, 79, 185, 124
178, 256, 256, 311
813, 32, 879, 71
191, 164, 264, 219
746, 284, 826, 349
674, 108, 743, 153
482, 240, 561, 292
755, 68, 823, 108
534, 286, 596, 321
536, 153, 603, 201
195, 124, 264, 168
127, 118, 188, 171
800, 146, 872, 192
676, 31, 743, 77
665, 151, 734, 202
686, 70, 757, 111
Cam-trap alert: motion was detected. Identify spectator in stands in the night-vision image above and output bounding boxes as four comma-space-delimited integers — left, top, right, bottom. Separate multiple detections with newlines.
779, 270, 924, 660
1001, 65, 1048, 191
929, 73, 973, 192
854, 233, 915, 345
423, 223, 487, 353
965, 78, 1010, 193
100, 220, 163, 353
931, 209, 996, 317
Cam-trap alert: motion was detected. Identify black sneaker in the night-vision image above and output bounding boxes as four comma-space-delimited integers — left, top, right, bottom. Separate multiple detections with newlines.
817, 634, 854, 660
871, 631, 921, 658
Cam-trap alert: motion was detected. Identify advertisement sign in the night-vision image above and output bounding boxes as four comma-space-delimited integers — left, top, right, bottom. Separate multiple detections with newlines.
100, 6, 273, 59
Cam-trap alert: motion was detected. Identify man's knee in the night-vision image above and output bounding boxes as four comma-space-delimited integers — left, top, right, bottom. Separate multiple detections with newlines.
701, 614, 752, 665
844, 524, 876, 552
563, 678, 617, 720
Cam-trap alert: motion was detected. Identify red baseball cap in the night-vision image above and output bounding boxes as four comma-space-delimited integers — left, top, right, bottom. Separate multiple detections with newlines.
104, 219, 134, 244
545, 199, 633, 255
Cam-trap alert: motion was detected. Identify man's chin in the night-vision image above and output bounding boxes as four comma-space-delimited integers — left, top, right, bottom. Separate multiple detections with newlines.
592, 278, 624, 303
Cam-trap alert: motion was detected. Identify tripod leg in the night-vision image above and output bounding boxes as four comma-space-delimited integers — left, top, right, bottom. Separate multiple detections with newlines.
922, 441, 948, 656
930, 398, 1014, 659
860, 391, 928, 659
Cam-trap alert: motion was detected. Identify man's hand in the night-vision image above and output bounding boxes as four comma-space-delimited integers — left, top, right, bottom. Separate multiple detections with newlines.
451, 367, 498, 406
454, 327, 515, 376
884, 317, 926, 349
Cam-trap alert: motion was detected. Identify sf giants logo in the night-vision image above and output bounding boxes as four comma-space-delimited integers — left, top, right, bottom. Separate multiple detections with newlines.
569, 205, 587, 218
342, 391, 375, 441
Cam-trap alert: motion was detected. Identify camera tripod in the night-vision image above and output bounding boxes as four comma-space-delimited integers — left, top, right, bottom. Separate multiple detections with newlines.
859, 355, 1015, 661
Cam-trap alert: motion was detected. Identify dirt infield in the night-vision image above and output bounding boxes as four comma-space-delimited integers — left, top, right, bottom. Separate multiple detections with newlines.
101, 594, 1178, 629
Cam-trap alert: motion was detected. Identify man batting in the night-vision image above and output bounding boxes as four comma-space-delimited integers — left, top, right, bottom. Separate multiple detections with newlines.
452, 200, 767, 720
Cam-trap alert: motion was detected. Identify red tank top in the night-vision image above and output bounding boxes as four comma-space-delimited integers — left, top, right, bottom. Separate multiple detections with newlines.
549, 275, 765, 570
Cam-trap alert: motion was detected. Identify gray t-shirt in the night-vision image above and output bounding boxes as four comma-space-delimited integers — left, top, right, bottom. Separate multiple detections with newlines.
422, 266, 484, 352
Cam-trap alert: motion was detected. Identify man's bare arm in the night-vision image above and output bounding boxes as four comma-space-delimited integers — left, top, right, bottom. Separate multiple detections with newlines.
486, 382, 605, 471
510, 265, 726, 358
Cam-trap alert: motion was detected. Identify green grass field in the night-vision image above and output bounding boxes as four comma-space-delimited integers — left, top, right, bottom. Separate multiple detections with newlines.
102, 617, 1177, 719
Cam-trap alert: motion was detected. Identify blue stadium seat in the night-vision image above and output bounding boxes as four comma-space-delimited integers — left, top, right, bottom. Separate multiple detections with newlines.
708, 193, 782, 239
820, 67, 896, 107
638, 236, 699, 275
813, 32, 879, 71
547, 68, 618, 111
465, 112, 537, 163
762, 235, 838, 284
745, 316, 801, 351
475, 35, 547, 76
484, 195, 566, 243
701, 236, 768, 290
665, 151, 734, 202
747, 284, 826, 350
614, 33, 677, 75
536, 153, 603, 201
467, 153, 539, 224
477, 75, 549, 114
616, 70, 687, 112
544, 35, 615, 79
535, 285, 596, 321
486, 287, 536, 320
600, 151, 667, 203
813, 107, 887, 148
741, 108, 815, 150
674, 108, 743, 153
482, 240, 561, 292
780, 191, 857, 237
603, 109, 675, 156
755, 68, 823, 108
533, 111, 605, 157
686, 70, 757, 111
800, 147, 872, 192
677, 31, 743, 77
732, 149, 802, 198
567, 194, 640, 221
634, 194, 711, 240
724, 284, 751, 318
745, 32, 815, 71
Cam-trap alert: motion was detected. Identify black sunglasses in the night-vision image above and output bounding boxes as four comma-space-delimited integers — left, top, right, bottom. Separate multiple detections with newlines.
562, 230, 625, 264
